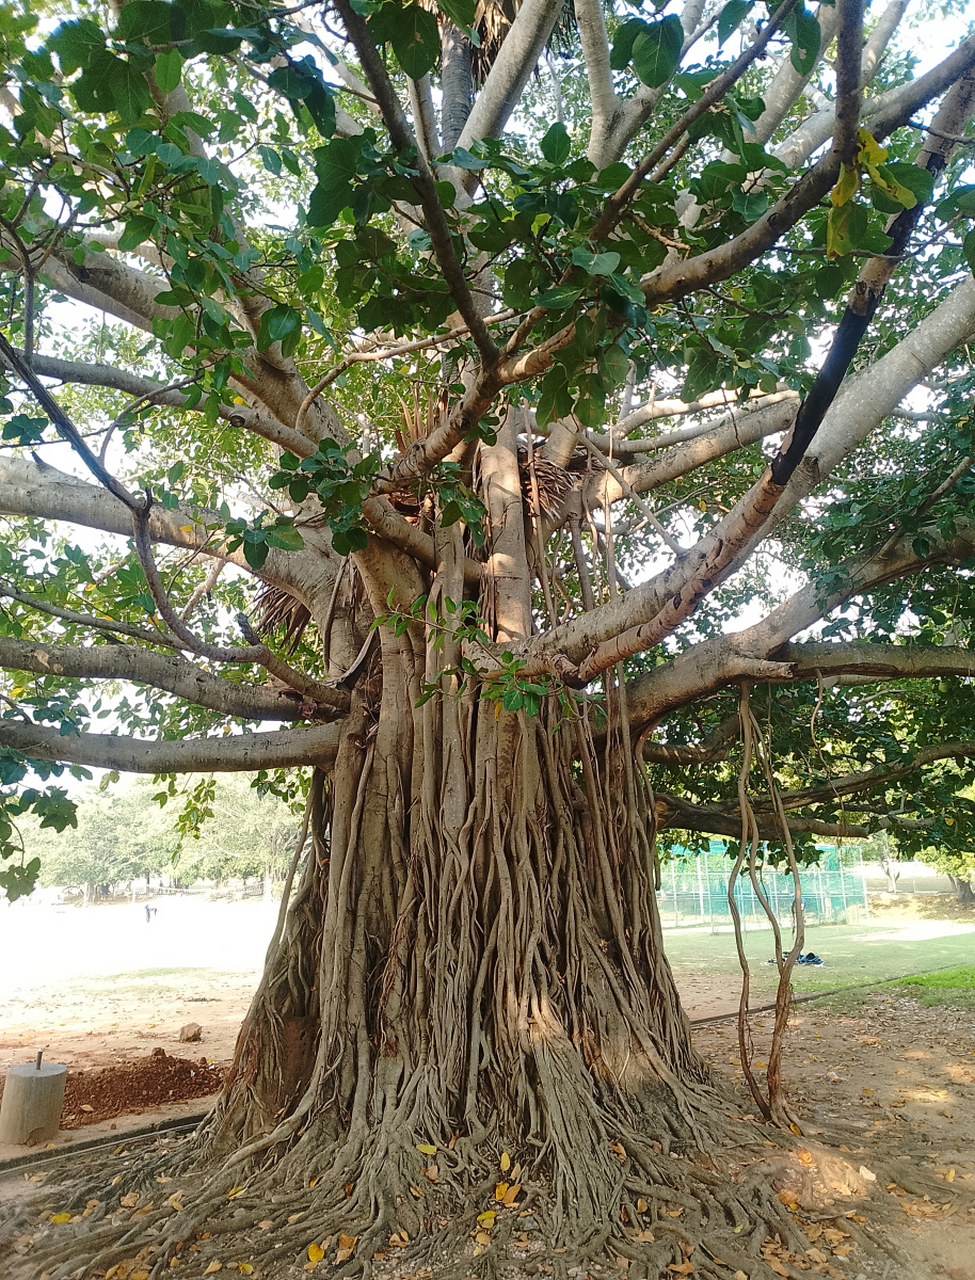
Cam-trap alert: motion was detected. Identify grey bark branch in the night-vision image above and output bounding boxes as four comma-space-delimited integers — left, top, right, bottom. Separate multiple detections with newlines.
0, 637, 343, 722
0, 720, 341, 774
456, 0, 566, 152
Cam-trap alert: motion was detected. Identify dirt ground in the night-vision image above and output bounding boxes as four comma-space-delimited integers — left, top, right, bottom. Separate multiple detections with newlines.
692, 991, 975, 1278
3, 893, 975, 1276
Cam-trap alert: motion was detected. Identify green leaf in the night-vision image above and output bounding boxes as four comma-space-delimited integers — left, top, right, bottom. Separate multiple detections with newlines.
242, 538, 270, 569
265, 525, 305, 551
788, 7, 820, 76
116, 1, 174, 44
963, 229, 975, 274
259, 144, 282, 175
154, 48, 182, 92
117, 215, 157, 253
268, 65, 314, 102
258, 304, 302, 351
717, 0, 751, 45
48, 19, 105, 75
631, 15, 683, 89
609, 18, 648, 72
449, 146, 489, 170
437, 0, 476, 26
730, 186, 768, 220
597, 344, 629, 387
540, 122, 571, 167
571, 247, 620, 276
388, 4, 440, 79
107, 57, 152, 123
535, 284, 584, 309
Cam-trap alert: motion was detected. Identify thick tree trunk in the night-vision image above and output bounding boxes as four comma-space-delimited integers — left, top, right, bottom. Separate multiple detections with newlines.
202, 636, 720, 1257
948, 874, 975, 905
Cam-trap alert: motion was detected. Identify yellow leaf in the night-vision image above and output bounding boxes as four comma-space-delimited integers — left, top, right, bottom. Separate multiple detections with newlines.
500, 1152, 511, 1172
409, 1185, 425, 1198
307, 1244, 324, 1264
830, 162, 860, 208
503, 1184, 522, 1206
477, 1210, 496, 1227
475, 1231, 491, 1246
947, 1169, 956, 1182
50, 1213, 72, 1224
416, 1143, 437, 1156
308, 1178, 319, 1189
237, 1265, 254, 1275
495, 1182, 509, 1201
180, 525, 194, 533
167, 1192, 185, 1211
946, 816, 955, 826
227, 1186, 244, 1199
636, 1198, 648, 1213
857, 128, 888, 166
204, 1263, 223, 1274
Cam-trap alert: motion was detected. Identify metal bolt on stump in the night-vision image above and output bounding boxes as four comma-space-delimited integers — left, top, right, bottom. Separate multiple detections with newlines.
0, 1051, 68, 1146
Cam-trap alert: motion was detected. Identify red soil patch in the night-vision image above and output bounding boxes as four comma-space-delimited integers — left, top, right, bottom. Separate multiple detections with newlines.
0, 1048, 225, 1129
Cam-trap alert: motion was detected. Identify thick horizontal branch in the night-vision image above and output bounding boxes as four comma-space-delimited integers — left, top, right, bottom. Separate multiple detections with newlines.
0, 637, 346, 721
624, 527, 975, 735
777, 641, 975, 682
0, 455, 334, 602
594, 393, 798, 505
0, 719, 341, 774
21, 352, 313, 457
655, 792, 869, 840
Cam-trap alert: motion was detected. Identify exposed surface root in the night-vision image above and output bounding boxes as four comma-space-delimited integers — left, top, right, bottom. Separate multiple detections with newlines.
2, 1104, 957, 1280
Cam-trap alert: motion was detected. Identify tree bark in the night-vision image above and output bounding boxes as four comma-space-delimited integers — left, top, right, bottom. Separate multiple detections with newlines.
202, 627, 718, 1257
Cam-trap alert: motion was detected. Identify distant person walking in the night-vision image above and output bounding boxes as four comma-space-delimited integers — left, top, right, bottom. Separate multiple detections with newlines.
145, 903, 152, 923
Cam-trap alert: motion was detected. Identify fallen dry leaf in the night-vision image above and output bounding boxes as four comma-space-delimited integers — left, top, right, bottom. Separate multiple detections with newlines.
50, 1213, 71, 1224
204, 1263, 222, 1275
120, 1193, 139, 1209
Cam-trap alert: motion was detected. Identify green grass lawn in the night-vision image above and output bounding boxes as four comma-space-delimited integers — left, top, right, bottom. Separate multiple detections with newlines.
662, 919, 975, 1000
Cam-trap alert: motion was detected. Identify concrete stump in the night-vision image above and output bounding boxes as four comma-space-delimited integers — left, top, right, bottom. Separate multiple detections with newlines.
0, 1060, 67, 1145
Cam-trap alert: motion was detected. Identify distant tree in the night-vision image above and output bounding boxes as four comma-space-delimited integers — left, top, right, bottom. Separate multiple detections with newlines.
29, 775, 299, 891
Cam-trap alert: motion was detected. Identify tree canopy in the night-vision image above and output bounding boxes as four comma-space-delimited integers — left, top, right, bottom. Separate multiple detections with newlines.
4, 0, 975, 1272
1, 0, 975, 901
